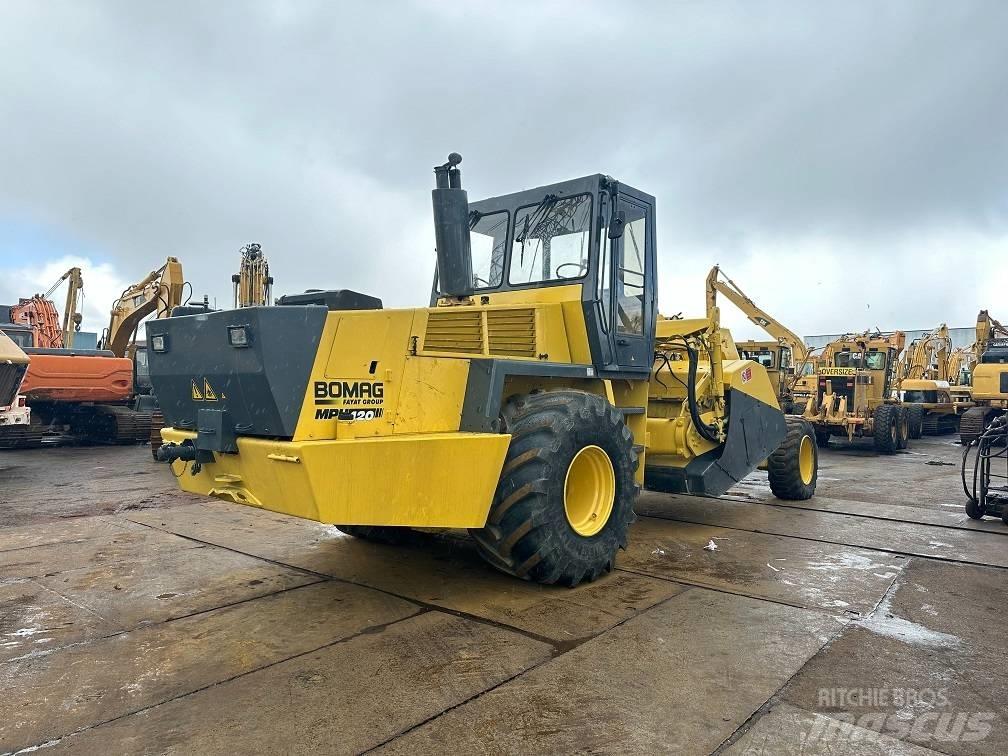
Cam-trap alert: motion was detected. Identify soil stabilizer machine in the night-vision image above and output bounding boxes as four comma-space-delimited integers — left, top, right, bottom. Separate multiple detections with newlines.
152, 155, 817, 586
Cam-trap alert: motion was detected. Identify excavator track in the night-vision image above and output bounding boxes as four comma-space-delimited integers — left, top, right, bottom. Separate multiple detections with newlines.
960, 407, 1000, 446
921, 412, 959, 435
71, 405, 153, 445
100, 405, 154, 445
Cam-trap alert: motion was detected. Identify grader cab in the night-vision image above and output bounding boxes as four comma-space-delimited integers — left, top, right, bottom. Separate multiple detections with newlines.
152, 154, 817, 586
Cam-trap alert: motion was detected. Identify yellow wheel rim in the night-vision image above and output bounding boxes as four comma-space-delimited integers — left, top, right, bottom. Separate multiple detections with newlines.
798, 435, 815, 485
564, 445, 616, 537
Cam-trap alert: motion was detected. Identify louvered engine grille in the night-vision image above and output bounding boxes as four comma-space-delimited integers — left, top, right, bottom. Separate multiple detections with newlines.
487, 309, 536, 357
423, 311, 483, 353
424, 308, 537, 357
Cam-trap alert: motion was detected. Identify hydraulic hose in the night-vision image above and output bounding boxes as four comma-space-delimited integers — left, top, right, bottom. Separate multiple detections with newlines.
962, 413, 1008, 505
680, 336, 722, 444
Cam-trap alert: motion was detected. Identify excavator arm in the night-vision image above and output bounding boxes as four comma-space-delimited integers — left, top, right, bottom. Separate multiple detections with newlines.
101, 257, 185, 358
706, 266, 809, 365
902, 324, 951, 381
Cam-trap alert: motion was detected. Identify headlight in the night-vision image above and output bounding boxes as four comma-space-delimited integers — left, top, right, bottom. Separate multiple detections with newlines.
151, 334, 167, 352
228, 325, 250, 348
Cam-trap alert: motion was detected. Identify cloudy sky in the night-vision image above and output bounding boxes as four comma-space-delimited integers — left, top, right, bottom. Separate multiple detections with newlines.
1, 1, 1005, 341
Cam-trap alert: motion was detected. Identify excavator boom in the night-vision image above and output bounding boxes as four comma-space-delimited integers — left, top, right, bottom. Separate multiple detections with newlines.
706, 266, 809, 364
101, 258, 185, 358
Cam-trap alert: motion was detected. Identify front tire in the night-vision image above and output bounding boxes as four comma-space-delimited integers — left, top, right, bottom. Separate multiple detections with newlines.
768, 417, 818, 500
470, 390, 638, 587
873, 404, 899, 454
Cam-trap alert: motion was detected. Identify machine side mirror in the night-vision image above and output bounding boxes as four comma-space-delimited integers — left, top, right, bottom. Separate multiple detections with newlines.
608, 210, 626, 240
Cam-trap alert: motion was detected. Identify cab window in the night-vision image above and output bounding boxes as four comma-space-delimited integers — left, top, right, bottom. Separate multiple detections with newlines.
616, 203, 647, 334
865, 352, 886, 370
469, 210, 509, 289
509, 194, 592, 285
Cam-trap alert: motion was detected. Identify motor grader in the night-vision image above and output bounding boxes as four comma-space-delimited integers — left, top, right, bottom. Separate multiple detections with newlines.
800, 330, 911, 453
152, 154, 817, 587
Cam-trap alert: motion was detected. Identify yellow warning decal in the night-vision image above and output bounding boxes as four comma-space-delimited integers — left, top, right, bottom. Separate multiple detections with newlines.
191, 378, 223, 401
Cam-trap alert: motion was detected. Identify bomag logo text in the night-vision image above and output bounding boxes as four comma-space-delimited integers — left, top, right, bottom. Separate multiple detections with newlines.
313, 380, 385, 421
313, 380, 384, 402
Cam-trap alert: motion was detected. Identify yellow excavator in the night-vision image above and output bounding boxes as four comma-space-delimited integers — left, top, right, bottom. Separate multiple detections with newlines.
100, 257, 186, 360
960, 310, 1008, 444
705, 266, 814, 413
98, 257, 187, 457
897, 324, 973, 437
150, 154, 818, 587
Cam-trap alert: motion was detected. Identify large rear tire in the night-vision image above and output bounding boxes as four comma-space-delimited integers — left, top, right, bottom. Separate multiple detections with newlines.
873, 404, 899, 454
895, 406, 910, 450
906, 404, 925, 440
768, 417, 818, 500
470, 390, 638, 587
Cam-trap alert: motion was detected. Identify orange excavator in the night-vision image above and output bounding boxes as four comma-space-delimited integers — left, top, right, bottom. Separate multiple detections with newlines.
0, 261, 184, 449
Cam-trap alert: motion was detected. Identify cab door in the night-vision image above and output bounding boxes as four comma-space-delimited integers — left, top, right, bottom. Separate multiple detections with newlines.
586, 185, 656, 377
608, 195, 654, 371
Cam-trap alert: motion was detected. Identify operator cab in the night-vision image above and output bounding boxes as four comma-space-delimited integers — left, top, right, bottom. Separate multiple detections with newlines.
431, 165, 657, 378
980, 339, 1008, 365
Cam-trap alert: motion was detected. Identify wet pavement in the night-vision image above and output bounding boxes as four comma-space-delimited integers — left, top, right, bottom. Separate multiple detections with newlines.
1, 435, 1004, 754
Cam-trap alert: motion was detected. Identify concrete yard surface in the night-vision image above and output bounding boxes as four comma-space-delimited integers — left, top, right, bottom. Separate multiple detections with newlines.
1, 435, 1005, 754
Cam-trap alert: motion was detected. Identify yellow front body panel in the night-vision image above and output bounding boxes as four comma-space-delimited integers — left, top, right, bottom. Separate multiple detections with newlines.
163, 428, 510, 528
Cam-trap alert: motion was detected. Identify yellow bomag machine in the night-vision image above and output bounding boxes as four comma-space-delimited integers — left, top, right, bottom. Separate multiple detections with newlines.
801, 330, 911, 453
152, 155, 817, 586
960, 310, 1008, 445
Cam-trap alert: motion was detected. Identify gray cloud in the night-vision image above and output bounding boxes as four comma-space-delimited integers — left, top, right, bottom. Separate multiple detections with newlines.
1, 1, 1006, 337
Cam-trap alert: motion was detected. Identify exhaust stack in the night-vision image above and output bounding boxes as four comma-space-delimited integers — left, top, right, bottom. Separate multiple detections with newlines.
432, 153, 473, 298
